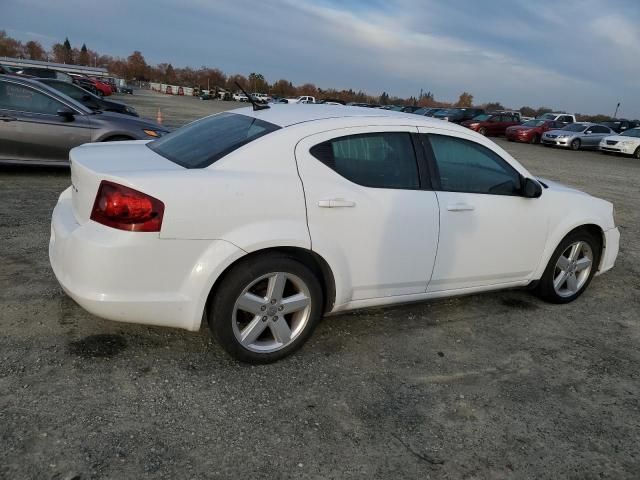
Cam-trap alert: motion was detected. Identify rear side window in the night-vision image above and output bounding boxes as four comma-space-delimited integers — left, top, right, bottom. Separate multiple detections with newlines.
0, 81, 63, 114
310, 132, 420, 189
427, 134, 521, 195
148, 112, 280, 168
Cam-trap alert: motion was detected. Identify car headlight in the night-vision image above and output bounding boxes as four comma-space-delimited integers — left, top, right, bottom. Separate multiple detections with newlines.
620, 141, 633, 147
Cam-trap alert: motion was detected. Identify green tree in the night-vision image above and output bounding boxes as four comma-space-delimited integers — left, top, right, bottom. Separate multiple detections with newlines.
62, 37, 73, 63
78, 43, 90, 66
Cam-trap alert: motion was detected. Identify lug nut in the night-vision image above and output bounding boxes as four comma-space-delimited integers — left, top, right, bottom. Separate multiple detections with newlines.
272, 316, 278, 321
260, 305, 266, 311
262, 316, 268, 322
270, 299, 277, 304
278, 306, 284, 311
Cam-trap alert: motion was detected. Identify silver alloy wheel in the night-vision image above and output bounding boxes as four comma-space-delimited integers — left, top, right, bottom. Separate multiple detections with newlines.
553, 241, 593, 297
232, 272, 312, 353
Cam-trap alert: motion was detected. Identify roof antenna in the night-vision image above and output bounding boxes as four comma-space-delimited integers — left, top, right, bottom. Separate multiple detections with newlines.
235, 81, 270, 111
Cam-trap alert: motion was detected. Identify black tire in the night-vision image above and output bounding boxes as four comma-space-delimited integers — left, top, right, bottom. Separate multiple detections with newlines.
208, 254, 323, 363
534, 229, 601, 304
103, 136, 133, 142
570, 139, 581, 151
479, 127, 487, 136
530, 134, 540, 144
634, 147, 640, 159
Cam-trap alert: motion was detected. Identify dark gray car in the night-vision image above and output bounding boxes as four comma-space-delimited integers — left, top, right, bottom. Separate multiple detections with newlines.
0, 74, 169, 166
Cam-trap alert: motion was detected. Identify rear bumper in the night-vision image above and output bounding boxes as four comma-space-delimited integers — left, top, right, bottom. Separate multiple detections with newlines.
49, 187, 245, 331
597, 227, 620, 276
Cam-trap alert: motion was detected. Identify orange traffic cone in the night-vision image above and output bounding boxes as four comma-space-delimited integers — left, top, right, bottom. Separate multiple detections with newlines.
156, 108, 163, 125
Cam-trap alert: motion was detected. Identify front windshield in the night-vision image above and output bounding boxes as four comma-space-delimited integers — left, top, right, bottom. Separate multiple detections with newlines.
538, 113, 555, 120
472, 114, 490, 121
621, 128, 640, 138
562, 123, 588, 132
522, 120, 545, 127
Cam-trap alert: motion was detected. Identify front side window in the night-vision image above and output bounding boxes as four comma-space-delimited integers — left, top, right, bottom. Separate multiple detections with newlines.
310, 132, 420, 189
148, 112, 280, 168
427, 134, 521, 196
0, 81, 64, 114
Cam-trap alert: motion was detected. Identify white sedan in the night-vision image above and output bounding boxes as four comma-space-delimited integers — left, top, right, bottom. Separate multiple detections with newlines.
599, 127, 640, 158
50, 105, 620, 363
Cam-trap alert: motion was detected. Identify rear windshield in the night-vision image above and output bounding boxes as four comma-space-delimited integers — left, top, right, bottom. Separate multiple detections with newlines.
148, 112, 280, 168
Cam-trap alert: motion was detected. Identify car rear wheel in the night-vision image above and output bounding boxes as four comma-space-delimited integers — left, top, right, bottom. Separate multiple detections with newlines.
479, 127, 487, 136
634, 147, 640, 159
570, 139, 581, 150
534, 230, 601, 304
208, 254, 323, 363
530, 134, 540, 144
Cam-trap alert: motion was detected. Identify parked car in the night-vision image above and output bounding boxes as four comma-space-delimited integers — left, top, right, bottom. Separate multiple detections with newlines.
599, 127, 640, 158
65, 73, 99, 95
15, 67, 73, 82
541, 123, 614, 150
401, 106, 421, 113
317, 98, 346, 105
0, 75, 169, 165
285, 96, 316, 104
89, 77, 113, 96
232, 92, 249, 102
434, 108, 486, 124
251, 93, 270, 103
49, 105, 619, 363
505, 119, 563, 144
37, 78, 139, 117
536, 113, 576, 124
118, 84, 134, 95
462, 113, 520, 136
412, 107, 445, 117
600, 119, 639, 134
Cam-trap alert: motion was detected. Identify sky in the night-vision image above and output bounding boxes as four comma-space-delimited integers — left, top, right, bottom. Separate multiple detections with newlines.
3, 0, 640, 117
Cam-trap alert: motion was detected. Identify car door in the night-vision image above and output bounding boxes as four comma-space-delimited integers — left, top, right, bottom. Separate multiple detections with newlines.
0, 79, 91, 164
295, 126, 439, 301
417, 128, 548, 291
590, 125, 612, 146
583, 125, 605, 147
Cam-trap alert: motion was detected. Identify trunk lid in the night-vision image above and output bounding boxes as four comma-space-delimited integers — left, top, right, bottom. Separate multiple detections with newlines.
70, 140, 183, 225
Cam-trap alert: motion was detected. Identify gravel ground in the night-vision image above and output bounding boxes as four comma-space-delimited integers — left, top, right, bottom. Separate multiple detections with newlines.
1, 92, 639, 479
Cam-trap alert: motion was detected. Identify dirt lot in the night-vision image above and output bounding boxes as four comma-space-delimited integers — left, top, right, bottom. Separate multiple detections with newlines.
1, 91, 639, 479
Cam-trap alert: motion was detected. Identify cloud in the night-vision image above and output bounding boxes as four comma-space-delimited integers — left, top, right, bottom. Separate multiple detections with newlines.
3, 0, 639, 116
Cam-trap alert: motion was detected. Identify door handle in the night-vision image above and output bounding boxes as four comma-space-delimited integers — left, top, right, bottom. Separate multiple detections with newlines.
318, 199, 356, 208
447, 203, 475, 212
0, 115, 17, 122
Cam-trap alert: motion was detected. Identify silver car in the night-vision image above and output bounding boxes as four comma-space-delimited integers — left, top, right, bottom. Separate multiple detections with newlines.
0, 74, 169, 166
541, 122, 614, 151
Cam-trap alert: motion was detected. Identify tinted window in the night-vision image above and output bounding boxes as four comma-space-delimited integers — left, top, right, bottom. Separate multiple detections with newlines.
428, 134, 521, 195
43, 81, 86, 101
590, 126, 609, 134
148, 112, 280, 168
310, 132, 420, 189
0, 81, 63, 114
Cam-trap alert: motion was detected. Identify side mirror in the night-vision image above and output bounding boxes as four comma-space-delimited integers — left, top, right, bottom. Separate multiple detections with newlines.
57, 108, 76, 121
522, 177, 542, 198
584, 130, 592, 135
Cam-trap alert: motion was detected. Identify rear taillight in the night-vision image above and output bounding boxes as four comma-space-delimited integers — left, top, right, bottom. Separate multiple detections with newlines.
90, 180, 164, 232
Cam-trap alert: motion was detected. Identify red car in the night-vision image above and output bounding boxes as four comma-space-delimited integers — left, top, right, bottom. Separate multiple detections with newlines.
462, 113, 520, 136
89, 77, 113, 96
506, 119, 562, 144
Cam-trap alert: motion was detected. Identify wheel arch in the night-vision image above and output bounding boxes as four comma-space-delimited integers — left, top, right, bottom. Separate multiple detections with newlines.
204, 246, 337, 322
533, 222, 606, 280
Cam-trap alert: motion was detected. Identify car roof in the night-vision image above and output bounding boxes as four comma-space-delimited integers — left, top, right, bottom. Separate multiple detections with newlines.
0, 74, 92, 113
233, 104, 434, 128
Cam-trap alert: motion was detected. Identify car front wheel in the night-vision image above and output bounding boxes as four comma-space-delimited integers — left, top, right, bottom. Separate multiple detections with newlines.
208, 254, 323, 363
570, 139, 581, 150
634, 147, 640, 159
535, 230, 601, 304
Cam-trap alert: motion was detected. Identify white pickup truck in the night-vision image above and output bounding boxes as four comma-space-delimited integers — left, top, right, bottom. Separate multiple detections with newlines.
284, 96, 316, 104
232, 93, 249, 102
537, 113, 577, 124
